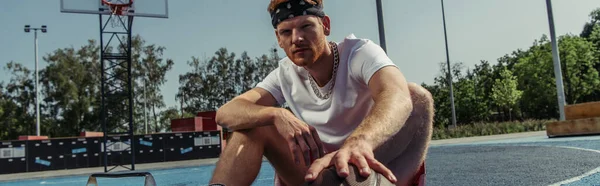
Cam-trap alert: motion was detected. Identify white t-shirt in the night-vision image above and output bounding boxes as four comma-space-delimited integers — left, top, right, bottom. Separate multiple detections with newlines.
256, 34, 398, 151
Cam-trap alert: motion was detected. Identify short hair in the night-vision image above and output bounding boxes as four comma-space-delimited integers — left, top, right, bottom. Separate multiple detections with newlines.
267, 0, 323, 13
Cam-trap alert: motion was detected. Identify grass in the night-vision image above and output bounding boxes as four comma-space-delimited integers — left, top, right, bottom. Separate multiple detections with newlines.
432, 119, 553, 140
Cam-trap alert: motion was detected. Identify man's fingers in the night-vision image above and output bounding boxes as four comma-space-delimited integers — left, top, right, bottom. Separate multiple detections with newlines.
352, 153, 371, 177
295, 133, 310, 167
303, 130, 319, 163
334, 151, 350, 177
367, 157, 397, 183
309, 126, 326, 157
305, 158, 329, 181
286, 134, 302, 165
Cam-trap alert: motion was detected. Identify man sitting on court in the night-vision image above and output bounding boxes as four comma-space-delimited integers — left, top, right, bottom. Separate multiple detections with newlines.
209, 0, 434, 185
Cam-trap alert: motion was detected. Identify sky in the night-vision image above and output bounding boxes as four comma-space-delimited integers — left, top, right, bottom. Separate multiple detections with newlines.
1, 0, 599, 111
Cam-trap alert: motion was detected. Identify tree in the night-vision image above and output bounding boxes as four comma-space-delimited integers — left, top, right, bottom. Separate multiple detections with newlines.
131, 36, 174, 133
176, 56, 208, 114
429, 61, 468, 127
580, 8, 600, 39
41, 40, 101, 137
470, 60, 495, 121
557, 35, 600, 104
158, 107, 194, 132
513, 35, 558, 119
2, 62, 36, 140
177, 47, 280, 115
491, 67, 522, 121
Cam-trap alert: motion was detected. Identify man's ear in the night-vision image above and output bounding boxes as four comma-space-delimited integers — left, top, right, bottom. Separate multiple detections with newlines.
321, 15, 331, 36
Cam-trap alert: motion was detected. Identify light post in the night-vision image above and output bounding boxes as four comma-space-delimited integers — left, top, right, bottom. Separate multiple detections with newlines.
375, 0, 387, 52
545, 0, 566, 121
24, 25, 47, 136
440, 0, 457, 128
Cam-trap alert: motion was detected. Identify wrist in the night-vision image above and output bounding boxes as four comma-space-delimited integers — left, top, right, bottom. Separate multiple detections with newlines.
263, 107, 285, 125
343, 134, 374, 150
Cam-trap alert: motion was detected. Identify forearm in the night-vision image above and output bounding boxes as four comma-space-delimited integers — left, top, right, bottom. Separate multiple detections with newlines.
215, 98, 279, 131
344, 90, 413, 149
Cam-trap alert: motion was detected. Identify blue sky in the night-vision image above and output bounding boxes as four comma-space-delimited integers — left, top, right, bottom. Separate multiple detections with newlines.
1, 0, 599, 111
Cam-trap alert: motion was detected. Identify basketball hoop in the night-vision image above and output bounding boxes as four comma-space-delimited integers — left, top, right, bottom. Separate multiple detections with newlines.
101, 0, 134, 27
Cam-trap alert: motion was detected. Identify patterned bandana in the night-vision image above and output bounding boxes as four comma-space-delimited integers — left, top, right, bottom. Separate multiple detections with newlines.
270, 0, 325, 29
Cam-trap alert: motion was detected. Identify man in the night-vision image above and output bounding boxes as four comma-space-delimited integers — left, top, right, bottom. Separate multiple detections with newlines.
209, 0, 434, 185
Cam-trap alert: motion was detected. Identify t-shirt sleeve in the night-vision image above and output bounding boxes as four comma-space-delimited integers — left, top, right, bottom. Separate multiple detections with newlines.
255, 67, 286, 105
349, 40, 399, 85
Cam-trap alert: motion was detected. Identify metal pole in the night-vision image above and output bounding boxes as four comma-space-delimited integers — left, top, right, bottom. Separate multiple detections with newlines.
99, 14, 108, 173
128, 15, 136, 171
441, 0, 457, 128
144, 79, 148, 134
34, 30, 40, 136
545, 0, 566, 121
376, 0, 387, 52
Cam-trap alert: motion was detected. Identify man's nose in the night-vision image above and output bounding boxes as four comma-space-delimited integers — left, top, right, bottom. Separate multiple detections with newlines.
292, 29, 305, 44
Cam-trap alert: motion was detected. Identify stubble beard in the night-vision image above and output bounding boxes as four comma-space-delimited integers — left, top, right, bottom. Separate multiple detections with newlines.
291, 38, 328, 69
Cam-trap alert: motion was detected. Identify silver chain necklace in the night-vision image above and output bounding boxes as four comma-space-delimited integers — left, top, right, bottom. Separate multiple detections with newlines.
308, 41, 339, 100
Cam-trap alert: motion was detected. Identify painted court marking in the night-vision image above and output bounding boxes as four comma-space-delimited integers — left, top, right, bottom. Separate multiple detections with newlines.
544, 145, 600, 186
504, 145, 600, 186
442, 134, 600, 186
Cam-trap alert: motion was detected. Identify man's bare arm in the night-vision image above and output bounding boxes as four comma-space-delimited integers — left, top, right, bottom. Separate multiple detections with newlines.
215, 87, 281, 131
344, 66, 413, 149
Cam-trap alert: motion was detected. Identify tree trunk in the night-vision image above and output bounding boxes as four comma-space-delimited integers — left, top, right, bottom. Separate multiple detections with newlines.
498, 106, 504, 122
153, 105, 158, 133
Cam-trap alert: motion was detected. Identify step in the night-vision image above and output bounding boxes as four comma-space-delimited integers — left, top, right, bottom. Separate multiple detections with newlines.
565, 101, 600, 120
546, 117, 600, 137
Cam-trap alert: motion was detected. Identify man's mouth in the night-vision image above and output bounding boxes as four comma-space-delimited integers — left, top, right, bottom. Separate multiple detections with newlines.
293, 48, 309, 54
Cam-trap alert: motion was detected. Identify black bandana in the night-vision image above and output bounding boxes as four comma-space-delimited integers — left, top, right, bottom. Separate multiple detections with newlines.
270, 0, 325, 29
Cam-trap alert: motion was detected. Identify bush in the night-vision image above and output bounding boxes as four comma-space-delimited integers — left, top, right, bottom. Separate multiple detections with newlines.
432, 119, 554, 140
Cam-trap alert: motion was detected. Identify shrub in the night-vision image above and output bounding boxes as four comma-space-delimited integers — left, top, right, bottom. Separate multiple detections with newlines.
432, 119, 553, 140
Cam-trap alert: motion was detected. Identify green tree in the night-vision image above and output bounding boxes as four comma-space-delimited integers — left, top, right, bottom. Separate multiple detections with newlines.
177, 47, 280, 114
470, 60, 496, 121
41, 40, 101, 137
580, 8, 600, 39
491, 67, 522, 121
131, 36, 174, 133
513, 35, 557, 119
557, 35, 600, 104
429, 61, 467, 127
176, 56, 208, 114
2, 62, 36, 140
158, 106, 194, 132
581, 8, 600, 101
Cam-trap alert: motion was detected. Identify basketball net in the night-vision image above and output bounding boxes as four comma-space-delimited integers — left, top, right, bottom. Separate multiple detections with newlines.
102, 0, 133, 28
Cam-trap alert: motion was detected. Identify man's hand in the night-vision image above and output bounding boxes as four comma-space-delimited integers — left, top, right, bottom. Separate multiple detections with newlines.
304, 139, 397, 183
273, 108, 326, 168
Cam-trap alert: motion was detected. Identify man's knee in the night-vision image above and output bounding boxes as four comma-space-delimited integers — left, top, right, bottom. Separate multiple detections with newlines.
406, 82, 434, 138
227, 126, 273, 146
407, 82, 434, 118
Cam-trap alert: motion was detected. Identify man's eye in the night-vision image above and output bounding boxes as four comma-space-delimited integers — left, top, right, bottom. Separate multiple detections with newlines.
302, 24, 311, 29
280, 30, 291, 35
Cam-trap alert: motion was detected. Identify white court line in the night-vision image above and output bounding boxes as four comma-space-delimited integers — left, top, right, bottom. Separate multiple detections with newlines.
511, 145, 600, 186
40, 179, 87, 185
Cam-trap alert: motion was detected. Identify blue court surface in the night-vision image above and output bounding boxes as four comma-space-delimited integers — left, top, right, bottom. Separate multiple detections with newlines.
1, 134, 600, 186
0, 162, 277, 186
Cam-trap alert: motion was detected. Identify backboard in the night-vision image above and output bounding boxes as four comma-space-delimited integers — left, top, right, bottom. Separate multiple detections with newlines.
60, 0, 168, 18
